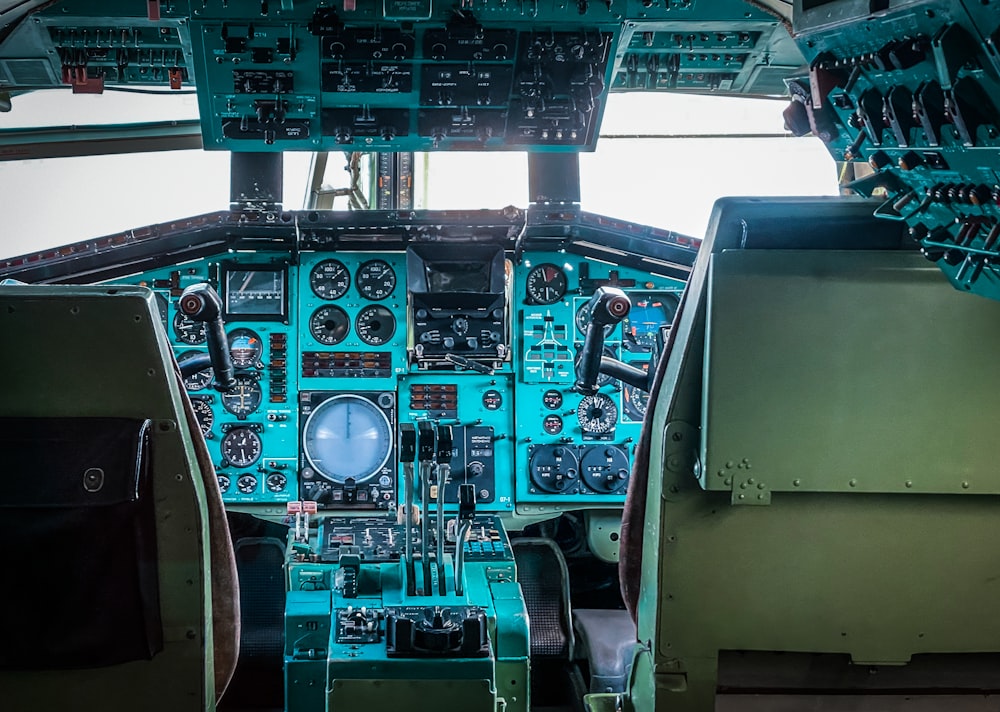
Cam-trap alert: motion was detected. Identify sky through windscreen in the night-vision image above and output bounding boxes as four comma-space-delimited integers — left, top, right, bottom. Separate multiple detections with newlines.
0, 91, 837, 258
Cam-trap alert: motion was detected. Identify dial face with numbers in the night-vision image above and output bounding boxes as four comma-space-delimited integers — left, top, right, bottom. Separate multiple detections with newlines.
173, 310, 207, 345
356, 259, 396, 300
221, 427, 262, 468
355, 304, 396, 345
220, 374, 263, 417
191, 398, 215, 435
577, 393, 618, 435
526, 263, 568, 304
177, 352, 213, 391
309, 305, 350, 345
228, 328, 263, 368
309, 259, 351, 299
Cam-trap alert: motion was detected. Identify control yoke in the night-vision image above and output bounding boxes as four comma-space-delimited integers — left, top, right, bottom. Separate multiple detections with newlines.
574, 286, 652, 395
177, 283, 237, 393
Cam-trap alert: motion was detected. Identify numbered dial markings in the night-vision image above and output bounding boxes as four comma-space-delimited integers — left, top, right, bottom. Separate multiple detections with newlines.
310, 305, 350, 345
191, 398, 215, 435
310, 259, 351, 300
542, 389, 563, 410
228, 327, 263, 368
221, 374, 263, 417
221, 427, 262, 468
356, 259, 396, 300
177, 352, 213, 391
237, 474, 259, 494
526, 263, 568, 305
173, 311, 207, 345
355, 305, 396, 345
577, 393, 618, 434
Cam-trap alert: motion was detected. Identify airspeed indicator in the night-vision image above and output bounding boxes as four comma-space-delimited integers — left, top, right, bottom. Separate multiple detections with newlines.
526, 263, 568, 305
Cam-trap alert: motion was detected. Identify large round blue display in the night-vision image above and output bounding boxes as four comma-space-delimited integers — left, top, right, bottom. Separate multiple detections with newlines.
303, 395, 392, 483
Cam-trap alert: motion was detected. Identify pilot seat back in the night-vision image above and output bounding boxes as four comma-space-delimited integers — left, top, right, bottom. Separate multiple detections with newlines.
624, 197, 1000, 711
0, 284, 238, 710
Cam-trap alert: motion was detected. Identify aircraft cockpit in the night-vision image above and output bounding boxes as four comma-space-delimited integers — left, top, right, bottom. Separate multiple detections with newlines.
5, 1, 1000, 711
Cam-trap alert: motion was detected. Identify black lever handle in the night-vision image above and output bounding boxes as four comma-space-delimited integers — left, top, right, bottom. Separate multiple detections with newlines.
575, 286, 631, 395
399, 423, 417, 464
178, 283, 236, 392
417, 420, 437, 464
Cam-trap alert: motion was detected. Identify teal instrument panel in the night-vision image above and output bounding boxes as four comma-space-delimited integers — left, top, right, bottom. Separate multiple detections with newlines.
126, 247, 683, 512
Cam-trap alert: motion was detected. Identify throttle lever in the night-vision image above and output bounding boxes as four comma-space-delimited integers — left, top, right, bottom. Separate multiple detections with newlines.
178, 283, 236, 392
575, 286, 631, 395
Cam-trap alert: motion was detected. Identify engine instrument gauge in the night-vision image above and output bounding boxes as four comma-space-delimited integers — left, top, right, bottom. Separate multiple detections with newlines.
623, 384, 650, 422
623, 293, 680, 352
577, 393, 618, 435
543, 414, 564, 434
220, 374, 263, 417
355, 305, 396, 345
173, 310, 207, 345
575, 302, 615, 338
525, 263, 568, 304
266, 472, 288, 493
542, 389, 564, 410
191, 398, 215, 435
237, 474, 259, 494
228, 327, 263, 368
309, 305, 350, 345
221, 427, 262, 468
217, 474, 231, 493
303, 394, 393, 484
177, 352, 213, 391
310, 259, 351, 299
356, 259, 396, 300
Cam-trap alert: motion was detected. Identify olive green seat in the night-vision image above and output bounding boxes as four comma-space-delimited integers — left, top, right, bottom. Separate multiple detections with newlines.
0, 284, 238, 710
621, 197, 1000, 711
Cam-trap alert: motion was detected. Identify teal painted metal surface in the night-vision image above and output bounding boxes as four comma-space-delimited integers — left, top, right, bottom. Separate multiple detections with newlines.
121, 246, 685, 511
285, 517, 529, 712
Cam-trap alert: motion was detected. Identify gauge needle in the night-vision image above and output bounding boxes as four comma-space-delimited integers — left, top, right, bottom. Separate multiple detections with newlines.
240, 272, 254, 292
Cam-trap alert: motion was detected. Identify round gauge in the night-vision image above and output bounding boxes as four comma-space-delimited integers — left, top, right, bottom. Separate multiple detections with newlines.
220, 374, 263, 417
577, 393, 619, 435
542, 389, 563, 410
575, 302, 615, 338
482, 390, 503, 410
217, 474, 231, 493
228, 328, 263, 368
623, 293, 680, 352
303, 394, 393, 484
191, 398, 215, 435
543, 414, 564, 434
177, 352, 213, 391
526, 263, 568, 305
237, 474, 258, 494
623, 384, 651, 422
266, 472, 288, 493
355, 305, 396, 345
221, 427, 262, 468
356, 259, 396, 300
173, 310, 207, 345
309, 305, 350, 345
310, 259, 351, 299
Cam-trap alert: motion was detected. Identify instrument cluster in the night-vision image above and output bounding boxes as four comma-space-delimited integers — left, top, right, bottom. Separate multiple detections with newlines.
131, 246, 683, 513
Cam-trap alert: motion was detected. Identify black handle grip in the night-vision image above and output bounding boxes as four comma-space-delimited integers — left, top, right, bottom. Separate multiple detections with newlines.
575, 286, 631, 395
417, 420, 437, 464
178, 283, 236, 393
399, 423, 417, 463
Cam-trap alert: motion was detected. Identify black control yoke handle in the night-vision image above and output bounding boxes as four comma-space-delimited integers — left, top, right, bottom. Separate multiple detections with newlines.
178, 283, 237, 393
575, 286, 631, 395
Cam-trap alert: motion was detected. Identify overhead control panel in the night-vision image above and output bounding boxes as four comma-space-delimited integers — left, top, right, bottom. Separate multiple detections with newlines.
786, 0, 1000, 303
188, 6, 617, 152
0, 1, 810, 153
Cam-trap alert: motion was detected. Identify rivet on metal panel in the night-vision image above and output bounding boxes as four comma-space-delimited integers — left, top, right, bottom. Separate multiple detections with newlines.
793, 479, 801, 487
905, 480, 913, 488
724, 478, 732, 486
849, 479, 857, 487
962, 481, 971, 489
